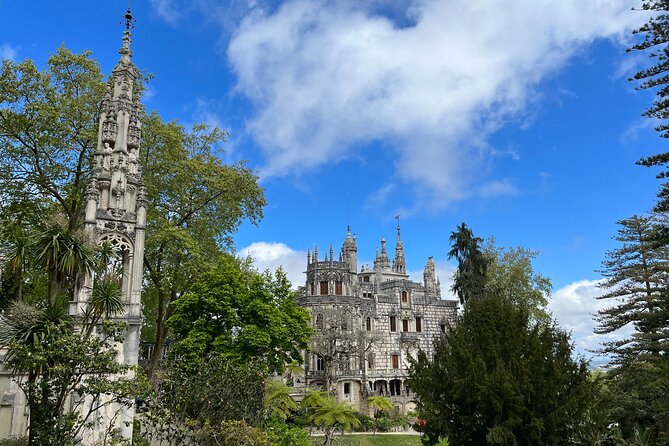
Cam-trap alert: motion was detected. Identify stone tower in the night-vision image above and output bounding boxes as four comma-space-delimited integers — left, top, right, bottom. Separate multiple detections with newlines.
73, 8, 146, 442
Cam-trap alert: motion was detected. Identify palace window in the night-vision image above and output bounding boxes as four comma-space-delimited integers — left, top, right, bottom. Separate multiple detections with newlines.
316, 355, 324, 371
440, 323, 446, 333
310, 283, 314, 295
390, 316, 397, 332
316, 314, 324, 329
366, 317, 371, 331
401, 290, 408, 302
344, 383, 351, 395
320, 281, 328, 295
335, 281, 343, 295
416, 317, 422, 333
391, 354, 399, 369
363, 276, 370, 283
367, 353, 374, 370
402, 319, 409, 332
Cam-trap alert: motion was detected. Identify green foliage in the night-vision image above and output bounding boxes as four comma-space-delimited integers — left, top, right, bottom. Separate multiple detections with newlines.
169, 254, 312, 374
483, 240, 551, 322
0, 438, 28, 446
141, 356, 267, 445
0, 301, 147, 445
366, 396, 393, 416
263, 419, 312, 446
140, 111, 265, 376
264, 379, 298, 420
300, 391, 361, 446
0, 47, 105, 230
448, 223, 487, 305
409, 294, 600, 446
595, 215, 669, 444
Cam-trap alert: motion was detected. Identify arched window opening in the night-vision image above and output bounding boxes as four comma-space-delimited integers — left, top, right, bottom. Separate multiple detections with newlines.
320, 281, 328, 295
366, 317, 371, 331
401, 290, 408, 303
316, 314, 324, 329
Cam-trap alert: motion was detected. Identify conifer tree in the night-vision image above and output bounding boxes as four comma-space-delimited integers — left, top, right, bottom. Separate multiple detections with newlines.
595, 215, 669, 362
448, 223, 488, 305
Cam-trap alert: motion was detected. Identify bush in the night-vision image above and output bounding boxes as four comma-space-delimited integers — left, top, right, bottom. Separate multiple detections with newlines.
264, 420, 311, 446
0, 438, 27, 446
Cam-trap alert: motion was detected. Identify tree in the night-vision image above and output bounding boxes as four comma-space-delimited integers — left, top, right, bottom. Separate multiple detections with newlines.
448, 223, 488, 305
140, 113, 265, 378
596, 215, 669, 361
264, 379, 298, 421
300, 391, 361, 446
483, 240, 552, 322
168, 255, 312, 374
596, 215, 669, 443
409, 293, 600, 446
307, 307, 382, 394
0, 47, 105, 232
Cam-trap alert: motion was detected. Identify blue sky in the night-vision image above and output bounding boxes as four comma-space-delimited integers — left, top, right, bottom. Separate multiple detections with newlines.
1, 0, 663, 362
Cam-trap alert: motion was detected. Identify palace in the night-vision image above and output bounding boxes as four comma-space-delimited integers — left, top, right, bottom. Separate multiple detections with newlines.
296, 224, 457, 413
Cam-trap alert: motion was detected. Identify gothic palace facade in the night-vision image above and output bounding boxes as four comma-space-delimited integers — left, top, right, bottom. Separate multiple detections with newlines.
296, 225, 457, 413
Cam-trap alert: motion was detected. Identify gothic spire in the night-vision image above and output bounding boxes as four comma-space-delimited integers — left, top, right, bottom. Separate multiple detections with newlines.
393, 214, 406, 274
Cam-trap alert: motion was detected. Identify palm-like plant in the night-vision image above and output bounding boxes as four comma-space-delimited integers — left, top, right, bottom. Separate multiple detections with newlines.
308, 396, 361, 446
34, 225, 96, 304
3, 225, 33, 301
367, 395, 393, 415
264, 378, 298, 420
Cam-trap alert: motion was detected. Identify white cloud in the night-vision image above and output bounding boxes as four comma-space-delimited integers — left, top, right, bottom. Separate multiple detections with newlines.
227, 0, 644, 208
239, 241, 307, 287
0, 43, 17, 61
150, 0, 180, 24
548, 279, 633, 366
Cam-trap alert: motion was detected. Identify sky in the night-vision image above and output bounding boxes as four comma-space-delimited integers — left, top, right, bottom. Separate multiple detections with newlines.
0, 0, 664, 364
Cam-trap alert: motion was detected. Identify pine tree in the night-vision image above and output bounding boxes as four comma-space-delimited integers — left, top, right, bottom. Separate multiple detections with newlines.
596, 215, 669, 443
596, 215, 669, 362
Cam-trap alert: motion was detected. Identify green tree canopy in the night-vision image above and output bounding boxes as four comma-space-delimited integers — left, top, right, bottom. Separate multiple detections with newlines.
409, 293, 599, 446
168, 254, 312, 374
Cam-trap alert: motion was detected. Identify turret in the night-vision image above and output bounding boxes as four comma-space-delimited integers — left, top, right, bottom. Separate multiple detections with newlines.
424, 256, 438, 296
341, 225, 357, 273
374, 237, 391, 271
393, 216, 406, 274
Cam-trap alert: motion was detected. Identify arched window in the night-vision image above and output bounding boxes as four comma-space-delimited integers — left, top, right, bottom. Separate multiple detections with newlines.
416, 317, 422, 332
316, 355, 324, 371
366, 317, 371, 331
401, 290, 408, 303
320, 281, 328, 295
335, 281, 343, 295
316, 314, 324, 329
389, 316, 397, 332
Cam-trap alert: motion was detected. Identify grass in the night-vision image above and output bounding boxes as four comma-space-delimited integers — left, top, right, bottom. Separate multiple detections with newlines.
315, 434, 448, 446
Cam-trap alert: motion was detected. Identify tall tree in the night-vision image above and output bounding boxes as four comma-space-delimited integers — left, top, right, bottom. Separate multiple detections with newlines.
448, 223, 488, 305
409, 293, 601, 446
140, 113, 265, 378
596, 215, 669, 443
